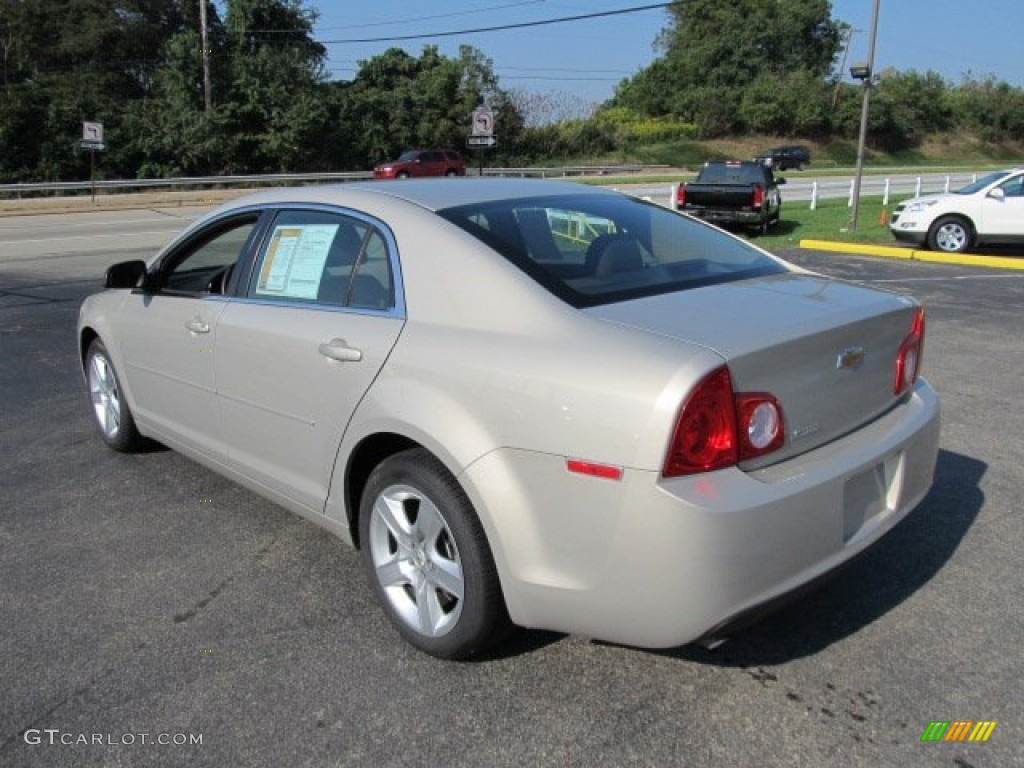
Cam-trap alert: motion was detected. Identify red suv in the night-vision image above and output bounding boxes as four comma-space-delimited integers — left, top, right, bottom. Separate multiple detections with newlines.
373, 149, 466, 179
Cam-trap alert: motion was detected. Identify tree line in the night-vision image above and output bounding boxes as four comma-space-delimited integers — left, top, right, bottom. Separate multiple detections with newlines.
2, 0, 1022, 184
609, 0, 1024, 154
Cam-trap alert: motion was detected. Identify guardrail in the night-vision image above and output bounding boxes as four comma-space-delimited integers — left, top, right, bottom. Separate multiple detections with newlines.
0, 165, 655, 198
0, 167, 982, 214
0, 171, 371, 196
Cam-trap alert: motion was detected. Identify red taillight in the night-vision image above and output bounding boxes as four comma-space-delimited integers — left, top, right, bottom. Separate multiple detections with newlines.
675, 185, 686, 209
752, 184, 764, 210
663, 366, 785, 477
894, 307, 926, 395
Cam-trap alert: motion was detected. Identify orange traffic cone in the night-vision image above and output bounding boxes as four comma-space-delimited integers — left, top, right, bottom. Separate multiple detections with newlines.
879, 208, 889, 225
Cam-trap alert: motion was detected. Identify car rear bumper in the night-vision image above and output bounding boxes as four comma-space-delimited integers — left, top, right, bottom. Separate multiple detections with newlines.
461, 378, 940, 649
685, 208, 767, 227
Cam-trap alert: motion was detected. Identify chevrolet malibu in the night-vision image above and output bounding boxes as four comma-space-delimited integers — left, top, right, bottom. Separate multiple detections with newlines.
78, 179, 940, 659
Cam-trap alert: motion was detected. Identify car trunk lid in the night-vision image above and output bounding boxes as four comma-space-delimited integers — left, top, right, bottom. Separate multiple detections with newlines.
585, 273, 921, 467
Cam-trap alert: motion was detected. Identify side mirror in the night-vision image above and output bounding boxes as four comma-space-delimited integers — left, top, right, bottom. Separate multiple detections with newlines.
987, 187, 1005, 201
105, 260, 147, 290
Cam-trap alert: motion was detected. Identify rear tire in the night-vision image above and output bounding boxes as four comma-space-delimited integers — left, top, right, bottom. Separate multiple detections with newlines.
359, 447, 511, 659
85, 339, 146, 452
927, 215, 972, 253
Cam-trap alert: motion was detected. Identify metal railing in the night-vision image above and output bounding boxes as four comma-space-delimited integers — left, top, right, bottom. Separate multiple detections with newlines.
0, 165, 654, 198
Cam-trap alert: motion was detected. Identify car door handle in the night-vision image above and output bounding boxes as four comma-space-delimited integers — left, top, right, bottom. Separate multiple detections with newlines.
318, 338, 362, 362
185, 317, 210, 334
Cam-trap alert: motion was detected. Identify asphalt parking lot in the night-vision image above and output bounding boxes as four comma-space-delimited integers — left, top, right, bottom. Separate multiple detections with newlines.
1, 210, 1022, 767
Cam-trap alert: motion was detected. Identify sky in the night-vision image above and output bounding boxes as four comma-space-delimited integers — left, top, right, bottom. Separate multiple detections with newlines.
310, 1, 1024, 109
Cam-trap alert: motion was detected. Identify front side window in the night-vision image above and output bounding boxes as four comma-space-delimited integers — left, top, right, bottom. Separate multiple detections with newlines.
248, 210, 395, 311
997, 175, 1024, 198
160, 216, 258, 295
439, 193, 785, 308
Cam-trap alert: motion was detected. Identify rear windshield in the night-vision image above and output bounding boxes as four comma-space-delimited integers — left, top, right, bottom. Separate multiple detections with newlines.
697, 163, 769, 184
438, 193, 786, 308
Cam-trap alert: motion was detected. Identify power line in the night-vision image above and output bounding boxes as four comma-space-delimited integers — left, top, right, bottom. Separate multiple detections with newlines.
314, 1, 547, 33
319, 2, 677, 44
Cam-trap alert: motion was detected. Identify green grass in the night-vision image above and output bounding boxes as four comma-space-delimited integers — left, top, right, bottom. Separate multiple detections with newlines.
756, 196, 897, 249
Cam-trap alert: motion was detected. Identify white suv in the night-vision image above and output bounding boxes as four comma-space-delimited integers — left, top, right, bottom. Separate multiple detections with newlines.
890, 168, 1024, 253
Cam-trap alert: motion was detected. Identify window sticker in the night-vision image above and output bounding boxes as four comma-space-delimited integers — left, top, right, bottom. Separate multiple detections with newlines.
256, 224, 339, 300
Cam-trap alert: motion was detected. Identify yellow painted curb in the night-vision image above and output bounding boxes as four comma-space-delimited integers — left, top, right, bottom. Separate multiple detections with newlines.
799, 239, 1024, 271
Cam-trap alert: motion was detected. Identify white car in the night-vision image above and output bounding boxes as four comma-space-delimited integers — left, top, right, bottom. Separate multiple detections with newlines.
890, 168, 1024, 253
79, 179, 940, 659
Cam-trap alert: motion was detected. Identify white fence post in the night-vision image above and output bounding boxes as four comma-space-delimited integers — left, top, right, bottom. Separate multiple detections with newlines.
848, 179, 855, 207
915, 177, 922, 197
810, 181, 818, 210
944, 176, 951, 193
670, 184, 678, 210
882, 179, 890, 206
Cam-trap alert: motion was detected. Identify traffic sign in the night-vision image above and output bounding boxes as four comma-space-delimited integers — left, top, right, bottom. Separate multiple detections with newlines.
471, 106, 494, 137
467, 135, 497, 148
82, 121, 104, 142
79, 140, 106, 152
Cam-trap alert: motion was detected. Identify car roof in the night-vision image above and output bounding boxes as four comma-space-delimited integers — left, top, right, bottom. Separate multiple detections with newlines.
210, 178, 615, 215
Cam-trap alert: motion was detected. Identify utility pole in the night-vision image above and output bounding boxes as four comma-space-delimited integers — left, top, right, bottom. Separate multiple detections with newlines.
849, 0, 880, 231
200, 0, 212, 111
831, 25, 855, 112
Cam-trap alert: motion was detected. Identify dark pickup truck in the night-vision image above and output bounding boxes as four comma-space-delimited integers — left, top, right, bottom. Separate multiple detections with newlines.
673, 160, 784, 234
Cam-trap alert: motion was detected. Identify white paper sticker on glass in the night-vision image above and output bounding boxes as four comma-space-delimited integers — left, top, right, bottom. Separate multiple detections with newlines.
256, 224, 339, 300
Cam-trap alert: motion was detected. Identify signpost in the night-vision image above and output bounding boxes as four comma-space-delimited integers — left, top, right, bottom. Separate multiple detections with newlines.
469, 106, 496, 175
79, 122, 106, 202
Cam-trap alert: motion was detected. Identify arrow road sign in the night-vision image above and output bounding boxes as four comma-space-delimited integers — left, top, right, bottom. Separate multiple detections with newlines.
471, 106, 494, 136
467, 135, 497, 148
82, 121, 104, 141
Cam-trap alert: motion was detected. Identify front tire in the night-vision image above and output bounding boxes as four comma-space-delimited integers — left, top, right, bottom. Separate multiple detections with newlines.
927, 215, 972, 253
85, 338, 145, 452
359, 448, 510, 659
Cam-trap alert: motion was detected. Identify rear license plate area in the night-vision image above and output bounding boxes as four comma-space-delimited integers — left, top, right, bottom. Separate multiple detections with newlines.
843, 453, 904, 542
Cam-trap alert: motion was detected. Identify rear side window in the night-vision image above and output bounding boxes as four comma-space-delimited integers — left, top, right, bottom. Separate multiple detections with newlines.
248, 210, 395, 311
439, 193, 785, 308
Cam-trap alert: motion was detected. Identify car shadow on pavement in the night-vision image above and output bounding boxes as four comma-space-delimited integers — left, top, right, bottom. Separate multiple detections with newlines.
638, 448, 986, 666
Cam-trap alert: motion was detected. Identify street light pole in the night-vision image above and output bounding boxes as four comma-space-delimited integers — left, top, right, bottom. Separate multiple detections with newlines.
849, 0, 881, 231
